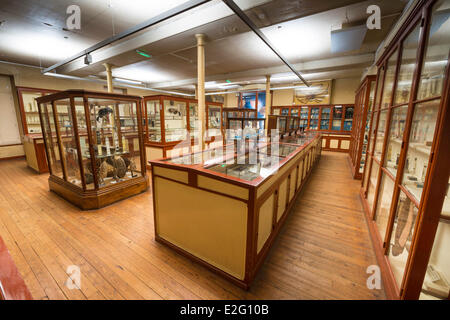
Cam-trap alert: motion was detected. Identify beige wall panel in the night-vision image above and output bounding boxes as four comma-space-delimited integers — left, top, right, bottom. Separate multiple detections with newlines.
0, 144, 24, 159
297, 160, 303, 188
322, 139, 326, 147
23, 141, 38, 170
272, 89, 293, 105
341, 140, 350, 149
153, 166, 188, 184
197, 175, 248, 200
154, 177, 248, 280
289, 170, 297, 202
257, 194, 275, 253
330, 139, 339, 149
331, 78, 360, 104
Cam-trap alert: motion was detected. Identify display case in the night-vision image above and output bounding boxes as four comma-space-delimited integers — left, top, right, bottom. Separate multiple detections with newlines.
17, 87, 59, 173
272, 104, 354, 152
359, 0, 450, 300
36, 90, 148, 209
349, 75, 377, 179
267, 115, 303, 138
143, 95, 224, 164
150, 131, 321, 288
223, 108, 265, 140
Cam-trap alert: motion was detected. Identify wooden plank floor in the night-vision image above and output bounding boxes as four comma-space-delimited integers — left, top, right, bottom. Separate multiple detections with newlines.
0, 152, 385, 300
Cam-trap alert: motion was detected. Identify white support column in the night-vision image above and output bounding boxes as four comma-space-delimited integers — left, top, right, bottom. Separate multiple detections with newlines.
264, 75, 271, 136
196, 34, 206, 151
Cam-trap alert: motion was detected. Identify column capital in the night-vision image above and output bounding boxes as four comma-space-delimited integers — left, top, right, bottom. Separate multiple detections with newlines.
195, 33, 206, 46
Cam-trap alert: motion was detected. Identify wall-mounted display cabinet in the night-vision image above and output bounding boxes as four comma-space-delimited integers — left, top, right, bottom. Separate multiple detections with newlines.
349, 75, 377, 179
267, 115, 302, 138
36, 90, 148, 209
17, 87, 59, 173
359, 0, 449, 300
149, 131, 321, 288
143, 95, 224, 164
272, 104, 354, 152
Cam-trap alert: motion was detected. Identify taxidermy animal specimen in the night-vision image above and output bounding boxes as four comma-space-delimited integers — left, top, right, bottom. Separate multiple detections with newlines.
96, 107, 114, 122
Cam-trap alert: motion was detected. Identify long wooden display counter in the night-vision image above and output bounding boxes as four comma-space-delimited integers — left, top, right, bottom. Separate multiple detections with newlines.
150, 132, 322, 288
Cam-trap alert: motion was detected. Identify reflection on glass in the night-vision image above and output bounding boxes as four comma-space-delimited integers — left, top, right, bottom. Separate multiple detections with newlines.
257, 92, 266, 118
320, 107, 330, 130
332, 106, 343, 130
367, 160, 380, 212
388, 191, 419, 287
374, 110, 388, 160
291, 108, 299, 116
41, 102, 63, 179
147, 100, 161, 142
417, 0, 450, 100
374, 172, 395, 240
164, 100, 187, 142
384, 105, 408, 177
343, 106, 354, 131
73, 98, 93, 190
394, 23, 421, 105
381, 50, 398, 109
420, 203, 450, 299
189, 102, 198, 139
55, 99, 82, 188
402, 100, 440, 202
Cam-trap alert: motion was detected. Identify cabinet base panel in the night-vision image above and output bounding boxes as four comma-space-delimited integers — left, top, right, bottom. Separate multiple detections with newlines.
48, 176, 149, 210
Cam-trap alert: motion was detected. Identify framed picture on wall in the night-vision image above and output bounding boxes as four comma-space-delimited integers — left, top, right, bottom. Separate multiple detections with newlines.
293, 80, 331, 105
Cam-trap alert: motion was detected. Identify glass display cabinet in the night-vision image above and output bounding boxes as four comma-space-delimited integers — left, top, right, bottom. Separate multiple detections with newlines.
272, 104, 354, 152
142, 95, 224, 164
17, 87, 59, 173
223, 108, 265, 140
35, 90, 148, 210
267, 115, 303, 138
149, 130, 321, 289
359, 0, 449, 300
349, 75, 377, 179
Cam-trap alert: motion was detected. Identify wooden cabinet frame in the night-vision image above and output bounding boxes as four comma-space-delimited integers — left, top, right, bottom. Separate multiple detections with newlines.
359, 0, 450, 300
349, 75, 377, 179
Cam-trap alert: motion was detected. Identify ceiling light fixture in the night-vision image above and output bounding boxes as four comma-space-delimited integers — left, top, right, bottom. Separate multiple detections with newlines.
84, 53, 92, 65
136, 49, 152, 58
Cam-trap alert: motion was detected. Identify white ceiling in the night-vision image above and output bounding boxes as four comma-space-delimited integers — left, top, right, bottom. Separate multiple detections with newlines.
0, 0, 408, 92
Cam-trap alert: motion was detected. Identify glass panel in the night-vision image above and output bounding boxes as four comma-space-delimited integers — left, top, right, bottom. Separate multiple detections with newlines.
417, 1, 450, 100
54, 99, 82, 187
208, 105, 222, 139
394, 23, 421, 105
374, 110, 388, 161
320, 107, 330, 130
88, 98, 142, 189
164, 100, 187, 142
22, 91, 43, 133
277, 117, 287, 132
40, 102, 63, 179
380, 50, 399, 109
291, 107, 299, 117
332, 105, 343, 130
257, 92, 266, 118
402, 100, 440, 202
281, 108, 289, 115
309, 119, 318, 130
367, 160, 380, 211
360, 81, 377, 173
374, 172, 395, 240
73, 98, 94, 190
300, 106, 309, 119
310, 107, 319, 120
242, 92, 257, 109
420, 203, 450, 299
343, 106, 354, 131
273, 108, 280, 115
387, 191, 419, 287
384, 105, 408, 177
189, 102, 199, 139
375, 67, 386, 111
363, 157, 371, 194
147, 100, 161, 142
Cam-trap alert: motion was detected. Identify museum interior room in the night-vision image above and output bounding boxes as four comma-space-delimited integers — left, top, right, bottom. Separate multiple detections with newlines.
0, 0, 448, 302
